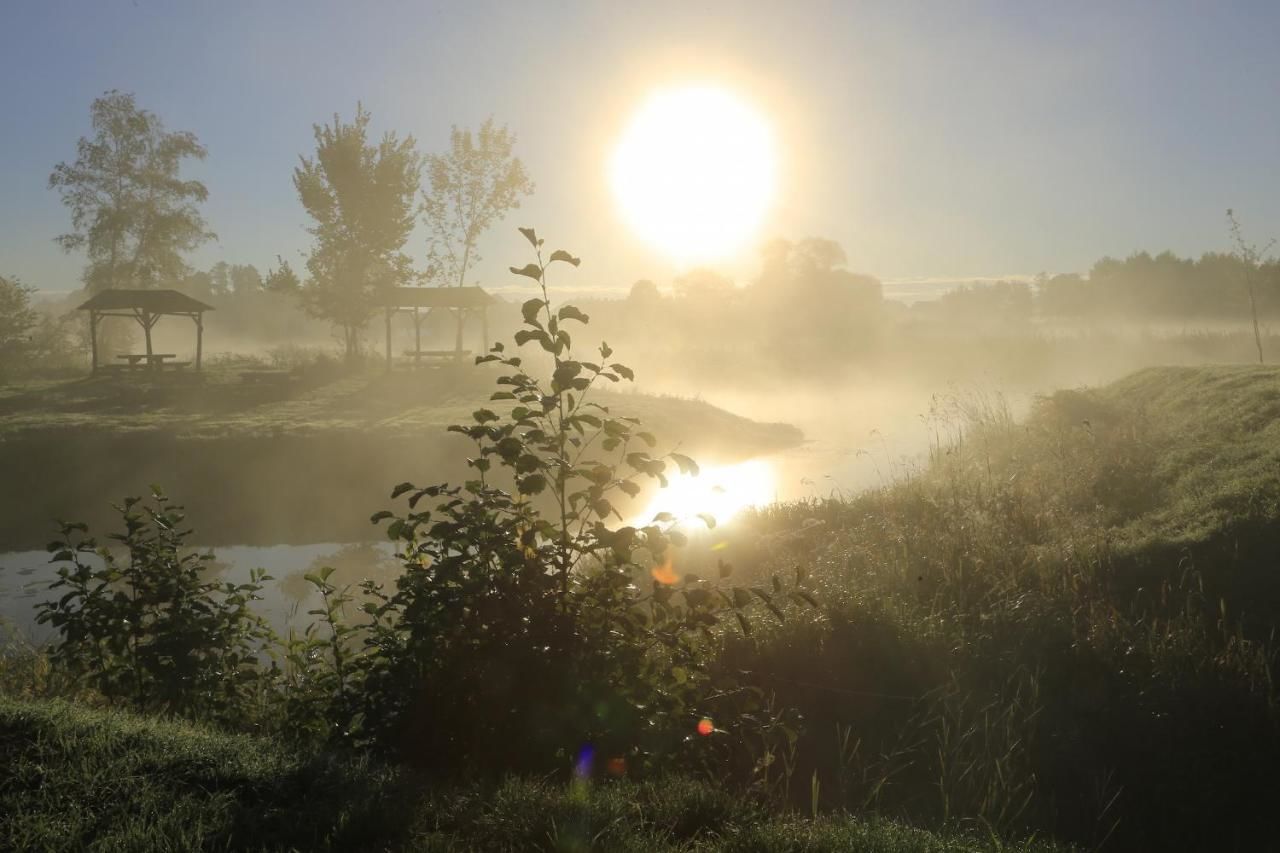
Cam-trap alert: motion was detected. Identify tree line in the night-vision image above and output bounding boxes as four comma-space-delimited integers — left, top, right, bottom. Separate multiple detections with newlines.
39, 91, 532, 362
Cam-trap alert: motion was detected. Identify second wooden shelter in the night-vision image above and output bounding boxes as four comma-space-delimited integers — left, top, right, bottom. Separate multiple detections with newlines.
381, 286, 495, 368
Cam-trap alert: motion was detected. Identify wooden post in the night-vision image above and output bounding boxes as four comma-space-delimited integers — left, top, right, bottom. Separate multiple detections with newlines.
481, 306, 489, 353
385, 308, 393, 371
89, 311, 99, 374
142, 310, 154, 369
414, 307, 422, 355
195, 313, 204, 372
454, 309, 465, 359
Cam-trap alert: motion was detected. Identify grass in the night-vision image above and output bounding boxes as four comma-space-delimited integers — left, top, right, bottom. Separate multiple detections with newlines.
0, 696, 1066, 852
704, 365, 1280, 851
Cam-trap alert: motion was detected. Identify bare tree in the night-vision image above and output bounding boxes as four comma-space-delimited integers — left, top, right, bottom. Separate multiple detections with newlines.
1227, 209, 1276, 365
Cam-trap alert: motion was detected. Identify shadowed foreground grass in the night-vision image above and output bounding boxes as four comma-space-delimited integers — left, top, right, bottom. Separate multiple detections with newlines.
0, 697, 1068, 852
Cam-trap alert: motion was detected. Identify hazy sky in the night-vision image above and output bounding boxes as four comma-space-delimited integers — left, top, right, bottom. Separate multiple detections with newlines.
2, 0, 1278, 293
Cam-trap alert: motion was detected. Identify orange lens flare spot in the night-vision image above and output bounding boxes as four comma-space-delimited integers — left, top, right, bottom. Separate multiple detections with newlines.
697, 718, 714, 736
651, 556, 678, 585
606, 757, 627, 776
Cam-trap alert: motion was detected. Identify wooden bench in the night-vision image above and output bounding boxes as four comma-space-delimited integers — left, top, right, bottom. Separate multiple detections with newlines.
117, 353, 178, 370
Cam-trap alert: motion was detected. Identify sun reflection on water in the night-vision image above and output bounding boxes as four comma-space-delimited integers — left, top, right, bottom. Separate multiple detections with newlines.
635, 458, 776, 528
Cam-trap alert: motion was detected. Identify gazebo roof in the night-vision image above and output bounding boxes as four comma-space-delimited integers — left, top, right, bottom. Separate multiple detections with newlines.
382, 286, 495, 309
78, 289, 214, 314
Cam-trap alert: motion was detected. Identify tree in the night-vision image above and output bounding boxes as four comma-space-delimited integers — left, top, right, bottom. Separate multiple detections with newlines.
421, 119, 534, 289
0, 275, 38, 377
294, 106, 421, 361
49, 91, 213, 294
264, 257, 301, 294
673, 268, 734, 301
751, 238, 882, 362
1227, 209, 1275, 364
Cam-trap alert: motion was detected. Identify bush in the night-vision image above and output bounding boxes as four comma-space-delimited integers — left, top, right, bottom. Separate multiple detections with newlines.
35, 492, 276, 724
338, 231, 812, 773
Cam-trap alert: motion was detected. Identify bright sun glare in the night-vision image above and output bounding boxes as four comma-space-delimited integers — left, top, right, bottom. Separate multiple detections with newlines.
611, 86, 777, 263
636, 459, 776, 528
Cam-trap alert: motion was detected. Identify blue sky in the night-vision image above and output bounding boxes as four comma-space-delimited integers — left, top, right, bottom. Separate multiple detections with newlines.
2, 0, 1278, 293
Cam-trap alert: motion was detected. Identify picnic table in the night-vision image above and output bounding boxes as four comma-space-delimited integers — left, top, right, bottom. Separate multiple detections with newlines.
115, 353, 188, 370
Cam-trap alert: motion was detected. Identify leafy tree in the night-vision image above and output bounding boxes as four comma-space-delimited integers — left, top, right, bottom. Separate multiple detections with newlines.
751, 238, 882, 361
421, 119, 534, 288
263, 256, 301, 294
294, 106, 421, 361
48, 90, 213, 294
674, 268, 735, 301
0, 275, 38, 377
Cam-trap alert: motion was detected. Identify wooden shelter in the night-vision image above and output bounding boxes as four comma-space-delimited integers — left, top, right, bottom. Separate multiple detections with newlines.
78, 289, 214, 374
381, 286, 495, 368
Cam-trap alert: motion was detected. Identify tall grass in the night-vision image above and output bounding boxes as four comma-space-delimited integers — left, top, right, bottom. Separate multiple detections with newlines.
718, 371, 1280, 850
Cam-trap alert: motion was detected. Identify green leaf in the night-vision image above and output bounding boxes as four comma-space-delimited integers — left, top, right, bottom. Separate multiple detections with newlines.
510, 263, 542, 280
549, 249, 581, 266
558, 305, 589, 323
611, 363, 635, 381
369, 510, 394, 524
391, 482, 415, 499
518, 226, 538, 246
518, 474, 548, 495
696, 512, 716, 529
670, 453, 700, 476
522, 298, 546, 325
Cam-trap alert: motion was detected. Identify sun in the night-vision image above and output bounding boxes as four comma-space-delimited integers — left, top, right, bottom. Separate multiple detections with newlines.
610, 86, 777, 263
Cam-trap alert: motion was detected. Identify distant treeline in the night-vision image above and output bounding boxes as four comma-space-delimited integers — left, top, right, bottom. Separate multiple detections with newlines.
924, 250, 1280, 323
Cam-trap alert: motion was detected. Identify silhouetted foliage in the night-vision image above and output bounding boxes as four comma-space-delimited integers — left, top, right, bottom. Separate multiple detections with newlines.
343, 231, 808, 773
36, 492, 275, 723
0, 275, 38, 378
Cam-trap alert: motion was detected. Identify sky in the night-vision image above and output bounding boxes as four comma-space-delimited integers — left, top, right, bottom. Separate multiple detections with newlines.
2, 0, 1279, 294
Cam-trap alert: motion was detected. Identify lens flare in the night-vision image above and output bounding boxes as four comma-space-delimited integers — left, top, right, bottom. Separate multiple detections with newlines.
697, 718, 714, 736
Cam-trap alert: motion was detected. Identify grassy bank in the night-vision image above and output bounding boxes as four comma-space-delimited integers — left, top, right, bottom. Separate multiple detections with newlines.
709, 365, 1280, 851
0, 696, 1063, 852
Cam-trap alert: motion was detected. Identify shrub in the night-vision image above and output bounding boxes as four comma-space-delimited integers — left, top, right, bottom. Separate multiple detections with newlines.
35, 491, 275, 723
344, 230, 812, 773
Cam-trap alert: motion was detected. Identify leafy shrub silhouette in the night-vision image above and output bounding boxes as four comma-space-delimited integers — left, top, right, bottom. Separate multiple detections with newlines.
36, 491, 274, 722
349, 230, 811, 773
